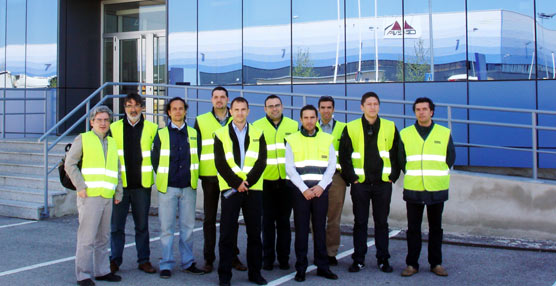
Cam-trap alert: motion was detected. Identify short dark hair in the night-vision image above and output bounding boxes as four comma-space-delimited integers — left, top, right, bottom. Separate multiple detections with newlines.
264, 94, 282, 106
412, 97, 435, 113
361, 92, 380, 106
212, 86, 228, 97
318, 96, 335, 108
300, 104, 318, 118
230, 97, 249, 109
123, 93, 144, 107
165, 97, 188, 115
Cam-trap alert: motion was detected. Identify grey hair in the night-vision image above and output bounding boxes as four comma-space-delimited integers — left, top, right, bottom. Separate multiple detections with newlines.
89, 105, 113, 121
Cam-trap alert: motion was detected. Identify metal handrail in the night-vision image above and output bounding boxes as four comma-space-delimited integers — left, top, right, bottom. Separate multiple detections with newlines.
36, 82, 556, 218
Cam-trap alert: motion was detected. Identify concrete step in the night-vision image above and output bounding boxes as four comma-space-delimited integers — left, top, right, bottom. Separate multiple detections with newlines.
0, 172, 67, 192
0, 185, 67, 204
0, 150, 64, 165
0, 161, 62, 177
0, 199, 51, 220
0, 139, 72, 153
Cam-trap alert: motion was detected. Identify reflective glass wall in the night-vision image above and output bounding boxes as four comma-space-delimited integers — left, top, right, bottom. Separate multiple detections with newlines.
0, 0, 57, 137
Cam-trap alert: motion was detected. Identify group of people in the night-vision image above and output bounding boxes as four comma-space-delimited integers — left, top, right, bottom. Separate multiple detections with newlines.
65, 87, 454, 286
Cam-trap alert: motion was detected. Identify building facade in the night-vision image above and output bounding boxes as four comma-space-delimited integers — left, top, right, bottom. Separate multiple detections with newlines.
0, 0, 555, 169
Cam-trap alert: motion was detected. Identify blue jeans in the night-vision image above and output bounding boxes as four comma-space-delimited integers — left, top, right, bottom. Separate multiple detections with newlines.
158, 186, 197, 270
110, 187, 151, 265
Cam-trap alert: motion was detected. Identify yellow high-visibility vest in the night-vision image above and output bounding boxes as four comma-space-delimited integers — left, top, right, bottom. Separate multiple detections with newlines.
81, 131, 119, 198
285, 130, 333, 187
196, 112, 232, 177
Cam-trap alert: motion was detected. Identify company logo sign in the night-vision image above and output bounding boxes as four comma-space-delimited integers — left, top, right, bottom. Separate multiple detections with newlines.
383, 17, 421, 39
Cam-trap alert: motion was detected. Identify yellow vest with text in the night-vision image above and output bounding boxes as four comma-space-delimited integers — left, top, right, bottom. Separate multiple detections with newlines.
285, 130, 333, 188
155, 127, 199, 192
400, 124, 451, 191
110, 119, 158, 188
197, 112, 232, 177
214, 124, 264, 191
253, 116, 298, 180
317, 120, 346, 170
346, 117, 395, 183
81, 131, 119, 198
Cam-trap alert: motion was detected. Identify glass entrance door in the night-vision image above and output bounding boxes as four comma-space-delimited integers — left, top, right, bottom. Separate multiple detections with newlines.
102, 0, 166, 123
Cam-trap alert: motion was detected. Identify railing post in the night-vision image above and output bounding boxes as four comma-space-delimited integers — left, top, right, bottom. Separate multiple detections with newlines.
43, 89, 48, 134
41, 138, 50, 219
532, 112, 538, 180
240, 89, 244, 98
2, 89, 5, 138
447, 106, 453, 131
85, 101, 90, 131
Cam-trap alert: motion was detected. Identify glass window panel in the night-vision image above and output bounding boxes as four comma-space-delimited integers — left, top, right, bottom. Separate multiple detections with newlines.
198, 0, 242, 85
468, 0, 535, 80
168, 0, 197, 85
346, 0, 403, 83
243, 0, 291, 85
537, 80, 556, 169
536, 0, 556, 80
103, 1, 166, 33
6, 0, 26, 88
469, 81, 535, 167
242, 85, 293, 120
403, 0, 466, 82
27, 0, 57, 88
0, 0, 5, 88
292, 0, 345, 84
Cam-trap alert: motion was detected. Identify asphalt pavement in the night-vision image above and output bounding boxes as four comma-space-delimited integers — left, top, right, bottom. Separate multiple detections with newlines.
0, 214, 554, 286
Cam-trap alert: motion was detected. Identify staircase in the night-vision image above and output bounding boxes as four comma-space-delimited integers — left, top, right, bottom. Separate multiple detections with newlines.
0, 138, 76, 220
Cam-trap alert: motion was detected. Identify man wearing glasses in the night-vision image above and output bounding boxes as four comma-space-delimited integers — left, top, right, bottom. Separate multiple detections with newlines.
109, 93, 158, 275
339, 92, 400, 274
253, 95, 298, 271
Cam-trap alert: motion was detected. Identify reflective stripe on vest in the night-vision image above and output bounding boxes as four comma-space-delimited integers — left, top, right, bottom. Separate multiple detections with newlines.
155, 126, 199, 193
400, 124, 451, 191
253, 116, 298, 180
110, 119, 158, 188
316, 120, 345, 170
346, 117, 395, 183
285, 130, 333, 188
197, 112, 232, 176
81, 131, 119, 198
214, 124, 264, 191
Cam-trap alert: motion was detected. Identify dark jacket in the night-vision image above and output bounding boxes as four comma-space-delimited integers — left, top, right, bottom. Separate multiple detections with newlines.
121, 115, 145, 189
213, 123, 267, 190
339, 115, 401, 185
152, 124, 192, 188
398, 121, 456, 205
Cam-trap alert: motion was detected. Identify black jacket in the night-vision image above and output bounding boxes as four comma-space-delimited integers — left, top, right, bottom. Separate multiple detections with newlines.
213, 123, 267, 190
339, 115, 401, 185
398, 121, 456, 205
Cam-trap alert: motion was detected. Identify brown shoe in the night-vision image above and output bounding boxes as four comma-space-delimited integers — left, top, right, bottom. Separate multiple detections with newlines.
138, 262, 157, 274
431, 265, 448, 276
232, 257, 247, 271
401, 265, 418, 277
203, 262, 214, 273
110, 261, 119, 273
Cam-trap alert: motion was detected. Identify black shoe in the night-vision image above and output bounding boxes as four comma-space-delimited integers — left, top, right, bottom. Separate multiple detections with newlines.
159, 269, 171, 279
378, 259, 393, 273
77, 279, 95, 286
294, 271, 305, 282
348, 262, 365, 272
95, 273, 121, 282
262, 263, 273, 271
316, 269, 338, 280
279, 263, 290, 270
219, 281, 231, 286
328, 256, 338, 266
184, 263, 205, 275
248, 275, 268, 285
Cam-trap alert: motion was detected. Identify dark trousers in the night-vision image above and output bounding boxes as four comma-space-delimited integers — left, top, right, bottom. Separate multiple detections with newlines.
405, 201, 444, 269
351, 182, 392, 264
218, 191, 263, 283
292, 184, 329, 273
262, 179, 292, 266
201, 177, 239, 264
110, 187, 151, 265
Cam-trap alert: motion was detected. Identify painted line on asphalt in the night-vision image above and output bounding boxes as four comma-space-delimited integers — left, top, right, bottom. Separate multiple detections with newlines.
0, 221, 37, 229
0, 216, 239, 278
267, 229, 401, 286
